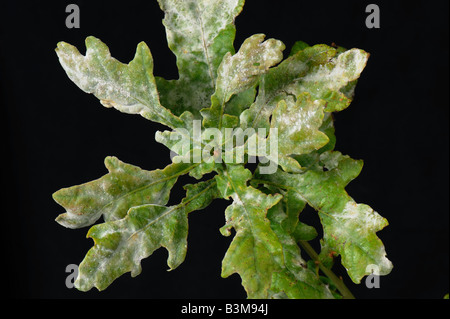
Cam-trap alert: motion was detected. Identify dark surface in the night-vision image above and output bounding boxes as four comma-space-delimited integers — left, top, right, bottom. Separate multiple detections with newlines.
1, 0, 448, 299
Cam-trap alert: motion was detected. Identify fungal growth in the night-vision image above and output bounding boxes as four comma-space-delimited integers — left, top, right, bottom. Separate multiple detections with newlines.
54, 0, 392, 298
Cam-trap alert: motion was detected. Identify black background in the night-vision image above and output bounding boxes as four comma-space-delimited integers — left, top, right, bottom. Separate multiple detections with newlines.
1, 0, 448, 299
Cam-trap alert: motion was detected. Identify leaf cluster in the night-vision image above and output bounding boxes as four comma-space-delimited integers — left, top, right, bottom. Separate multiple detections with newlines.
54, 0, 392, 298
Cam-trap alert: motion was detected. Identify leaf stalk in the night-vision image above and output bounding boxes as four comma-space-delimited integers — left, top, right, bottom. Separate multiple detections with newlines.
298, 240, 355, 299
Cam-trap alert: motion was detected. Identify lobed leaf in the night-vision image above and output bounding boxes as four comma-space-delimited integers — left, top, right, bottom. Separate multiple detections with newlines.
224, 92, 330, 174
240, 45, 369, 131
253, 151, 393, 283
216, 165, 333, 298
154, 112, 219, 179
296, 49, 369, 112
75, 179, 220, 291
56, 37, 183, 129
156, 0, 245, 117
223, 87, 257, 118
266, 193, 335, 299
201, 34, 285, 129
54, 157, 196, 229
271, 92, 329, 156
54, 0, 389, 298
216, 165, 283, 298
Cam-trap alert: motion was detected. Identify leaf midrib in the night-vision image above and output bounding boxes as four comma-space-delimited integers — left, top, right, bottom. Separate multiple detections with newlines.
194, 2, 215, 89
99, 163, 200, 221
88, 180, 218, 290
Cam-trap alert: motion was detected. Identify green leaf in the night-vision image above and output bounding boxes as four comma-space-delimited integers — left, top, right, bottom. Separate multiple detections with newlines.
56, 37, 183, 129
55, 0, 389, 298
216, 165, 283, 298
318, 241, 337, 270
201, 34, 285, 129
154, 112, 219, 179
224, 87, 257, 117
240, 44, 336, 131
156, 0, 245, 117
278, 190, 307, 234
75, 179, 220, 291
290, 111, 336, 171
240, 45, 369, 131
224, 92, 329, 174
316, 112, 336, 153
295, 49, 369, 112
292, 222, 318, 242
270, 269, 333, 299
54, 157, 196, 228
216, 165, 332, 298
289, 40, 310, 57
266, 197, 335, 299
271, 92, 329, 156
253, 151, 393, 284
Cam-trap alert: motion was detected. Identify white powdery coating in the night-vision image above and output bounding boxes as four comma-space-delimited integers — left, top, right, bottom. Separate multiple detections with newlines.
270, 96, 328, 157
301, 49, 369, 90
215, 34, 285, 103
332, 202, 393, 276
337, 202, 386, 233
57, 43, 149, 117
160, 0, 242, 82
156, 0, 245, 114
278, 99, 323, 135
319, 151, 344, 171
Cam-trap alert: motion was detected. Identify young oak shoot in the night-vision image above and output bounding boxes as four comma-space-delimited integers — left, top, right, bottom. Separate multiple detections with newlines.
53, 0, 392, 298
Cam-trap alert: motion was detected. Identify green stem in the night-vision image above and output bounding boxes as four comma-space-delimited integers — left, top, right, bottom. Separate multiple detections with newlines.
298, 240, 355, 299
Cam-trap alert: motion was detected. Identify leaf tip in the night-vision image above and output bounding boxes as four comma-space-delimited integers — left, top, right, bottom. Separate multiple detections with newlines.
51, 189, 62, 203
104, 156, 121, 172
54, 213, 66, 226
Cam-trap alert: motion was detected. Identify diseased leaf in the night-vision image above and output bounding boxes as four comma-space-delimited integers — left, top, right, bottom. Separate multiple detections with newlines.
266, 196, 334, 299
54, 0, 390, 299
291, 111, 336, 171
54, 157, 196, 229
223, 92, 329, 174
216, 165, 283, 298
240, 44, 336, 131
316, 112, 336, 153
201, 34, 285, 129
271, 92, 329, 156
154, 112, 219, 179
254, 151, 393, 284
298, 49, 369, 112
156, 0, 245, 117
56, 37, 183, 129
155, 111, 202, 159
75, 179, 220, 291
240, 45, 369, 131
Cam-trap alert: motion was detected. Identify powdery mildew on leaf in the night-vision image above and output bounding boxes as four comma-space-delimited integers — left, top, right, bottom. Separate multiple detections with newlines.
271, 93, 329, 156
216, 165, 284, 298
75, 179, 219, 291
54, 0, 392, 298
254, 151, 393, 284
54, 157, 196, 229
201, 33, 285, 129
292, 49, 370, 112
56, 37, 183, 129
156, 0, 245, 117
